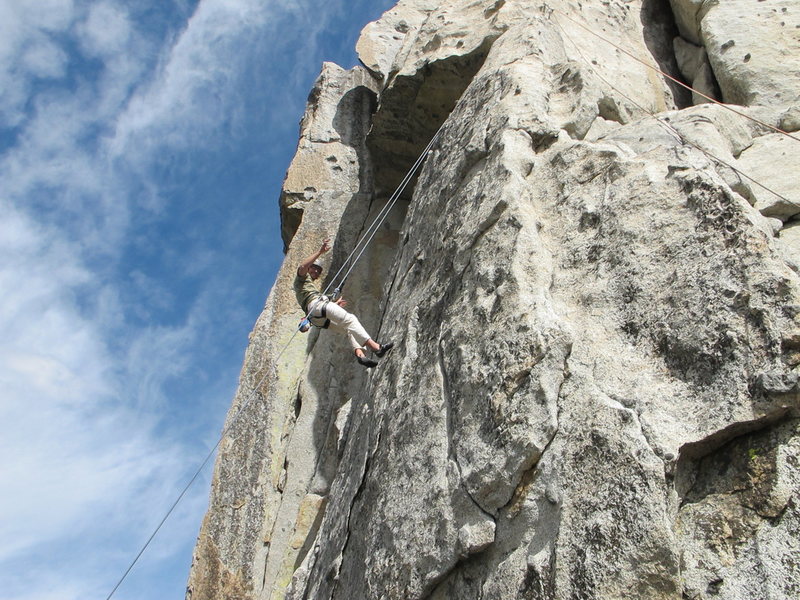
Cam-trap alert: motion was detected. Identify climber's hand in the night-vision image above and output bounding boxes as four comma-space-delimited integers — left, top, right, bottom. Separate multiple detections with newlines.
336, 297, 347, 307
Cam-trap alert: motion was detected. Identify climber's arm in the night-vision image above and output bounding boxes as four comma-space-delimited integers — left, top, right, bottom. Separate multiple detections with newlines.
297, 239, 330, 277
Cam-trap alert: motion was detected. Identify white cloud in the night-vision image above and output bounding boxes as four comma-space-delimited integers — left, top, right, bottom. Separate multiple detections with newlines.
78, 1, 132, 58
0, 0, 197, 588
0, 0, 77, 126
0, 206, 113, 559
127, 321, 197, 410
21, 37, 69, 79
0, 198, 203, 598
110, 0, 262, 158
16, 0, 76, 32
0, 22, 148, 250
109, 0, 321, 165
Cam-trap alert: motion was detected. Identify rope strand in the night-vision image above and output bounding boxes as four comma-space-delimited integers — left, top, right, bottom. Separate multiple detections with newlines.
321, 124, 446, 298
333, 128, 445, 292
104, 321, 299, 600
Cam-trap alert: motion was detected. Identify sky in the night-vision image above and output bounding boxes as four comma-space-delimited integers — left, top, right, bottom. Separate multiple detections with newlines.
0, 0, 395, 599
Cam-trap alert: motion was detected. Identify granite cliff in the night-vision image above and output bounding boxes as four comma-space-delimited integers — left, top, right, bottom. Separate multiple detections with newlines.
187, 1, 800, 599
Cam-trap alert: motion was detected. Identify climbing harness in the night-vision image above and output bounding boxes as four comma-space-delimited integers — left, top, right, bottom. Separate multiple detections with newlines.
302, 297, 331, 331
314, 300, 331, 328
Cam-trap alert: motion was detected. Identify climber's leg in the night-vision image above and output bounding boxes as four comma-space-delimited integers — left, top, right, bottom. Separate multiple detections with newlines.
324, 302, 376, 350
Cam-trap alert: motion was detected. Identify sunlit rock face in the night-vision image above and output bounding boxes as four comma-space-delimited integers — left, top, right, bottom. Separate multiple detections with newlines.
670, 0, 800, 107
187, 2, 800, 600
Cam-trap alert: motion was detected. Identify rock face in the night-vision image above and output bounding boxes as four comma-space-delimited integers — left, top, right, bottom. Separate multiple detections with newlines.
187, 2, 800, 600
669, 0, 800, 106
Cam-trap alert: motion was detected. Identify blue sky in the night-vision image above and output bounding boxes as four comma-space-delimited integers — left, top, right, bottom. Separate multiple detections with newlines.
0, 0, 394, 598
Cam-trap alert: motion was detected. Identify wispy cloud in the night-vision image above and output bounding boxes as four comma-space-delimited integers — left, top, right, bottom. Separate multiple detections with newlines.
0, 1, 223, 597
0, 211, 209, 597
78, 1, 133, 58
112, 0, 305, 167
0, 0, 76, 126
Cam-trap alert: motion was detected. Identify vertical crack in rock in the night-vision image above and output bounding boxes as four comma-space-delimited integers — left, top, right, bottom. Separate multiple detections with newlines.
285, 397, 378, 600
436, 333, 496, 522
500, 341, 571, 517
425, 342, 574, 600
641, 0, 693, 108
668, 0, 800, 107
329, 418, 383, 600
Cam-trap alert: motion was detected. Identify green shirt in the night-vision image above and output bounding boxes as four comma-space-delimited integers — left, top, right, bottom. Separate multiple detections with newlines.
294, 273, 321, 313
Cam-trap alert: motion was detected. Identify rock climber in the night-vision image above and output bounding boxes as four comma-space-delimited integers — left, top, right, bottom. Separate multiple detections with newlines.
294, 238, 393, 368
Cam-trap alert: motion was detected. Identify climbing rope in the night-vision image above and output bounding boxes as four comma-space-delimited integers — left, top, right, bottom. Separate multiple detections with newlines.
549, 7, 800, 145
103, 125, 445, 600
551, 11, 794, 206
298, 121, 446, 332
320, 121, 447, 300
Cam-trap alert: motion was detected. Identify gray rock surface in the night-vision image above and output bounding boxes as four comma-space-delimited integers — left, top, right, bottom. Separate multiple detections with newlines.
700, 0, 800, 107
355, 1, 433, 82
674, 36, 719, 104
188, 2, 800, 600
671, 0, 800, 107
186, 62, 383, 600
668, 0, 708, 45
737, 133, 800, 221
278, 63, 378, 247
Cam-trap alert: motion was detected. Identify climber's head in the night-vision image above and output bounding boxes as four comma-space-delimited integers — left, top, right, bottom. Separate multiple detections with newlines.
308, 261, 323, 280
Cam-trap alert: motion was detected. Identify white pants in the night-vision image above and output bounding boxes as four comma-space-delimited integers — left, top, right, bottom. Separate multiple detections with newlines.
309, 299, 372, 350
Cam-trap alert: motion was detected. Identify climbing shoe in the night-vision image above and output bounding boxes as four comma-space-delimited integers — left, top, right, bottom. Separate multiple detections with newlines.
357, 355, 378, 368
375, 342, 394, 358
